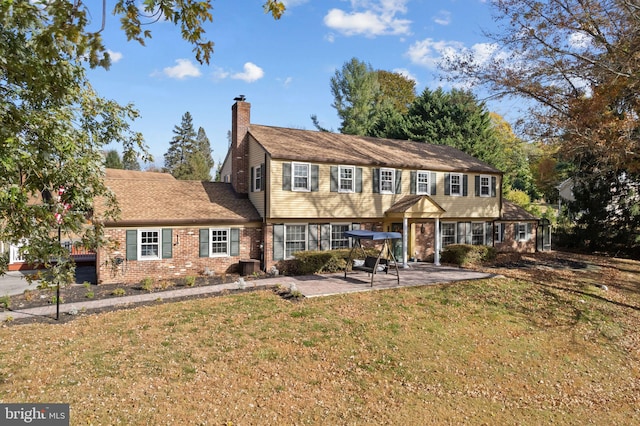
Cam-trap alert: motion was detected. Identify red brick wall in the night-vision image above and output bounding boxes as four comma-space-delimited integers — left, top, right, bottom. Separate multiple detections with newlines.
231, 101, 251, 194
97, 226, 262, 285
495, 222, 537, 253
414, 222, 435, 261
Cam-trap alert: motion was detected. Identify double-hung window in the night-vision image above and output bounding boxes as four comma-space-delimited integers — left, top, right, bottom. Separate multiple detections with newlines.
471, 223, 485, 245
494, 223, 503, 243
285, 224, 306, 258
139, 229, 160, 260
450, 173, 462, 196
441, 223, 456, 247
517, 223, 529, 241
479, 175, 490, 197
339, 166, 355, 193
292, 162, 310, 191
417, 171, 430, 195
210, 229, 229, 256
380, 168, 395, 194
253, 165, 262, 192
331, 224, 350, 249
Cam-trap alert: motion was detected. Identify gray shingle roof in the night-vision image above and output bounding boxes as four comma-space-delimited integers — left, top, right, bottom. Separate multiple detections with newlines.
501, 201, 539, 221
249, 125, 501, 173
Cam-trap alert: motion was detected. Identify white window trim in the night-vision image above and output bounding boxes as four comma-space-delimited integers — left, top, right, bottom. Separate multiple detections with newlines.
292, 162, 311, 192
380, 167, 396, 194
479, 174, 491, 197
517, 223, 529, 242
330, 223, 351, 250
471, 222, 486, 245
253, 165, 262, 192
284, 223, 307, 259
338, 165, 355, 193
450, 173, 463, 196
416, 170, 431, 195
210, 228, 230, 257
441, 222, 457, 247
138, 228, 161, 261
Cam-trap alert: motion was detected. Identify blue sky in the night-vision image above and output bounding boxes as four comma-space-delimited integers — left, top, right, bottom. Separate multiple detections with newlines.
87, 0, 508, 170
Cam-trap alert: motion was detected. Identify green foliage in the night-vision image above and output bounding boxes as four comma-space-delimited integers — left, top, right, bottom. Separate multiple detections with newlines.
164, 113, 212, 180
440, 245, 496, 266
331, 58, 382, 135
140, 277, 154, 292
184, 276, 196, 287
104, 150, 124, 169
111, 288, 126, 297
0, 295, 10, 309
85, 291, 95, 299
375, 70, 416, 115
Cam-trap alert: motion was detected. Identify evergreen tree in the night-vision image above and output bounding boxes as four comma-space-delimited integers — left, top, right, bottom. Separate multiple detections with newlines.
195, 127, 214, 172
330, 58, 382, 135
164, 112, 197, 175
173, 151, 211, 181
123, 154, 142, 171
104, 150, 123, 169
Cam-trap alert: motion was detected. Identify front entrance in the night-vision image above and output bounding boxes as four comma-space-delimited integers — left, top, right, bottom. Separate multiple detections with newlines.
391, 223, 403, 260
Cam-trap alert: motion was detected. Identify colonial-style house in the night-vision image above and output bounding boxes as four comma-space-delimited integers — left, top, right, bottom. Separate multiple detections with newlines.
91, 99, 541, 284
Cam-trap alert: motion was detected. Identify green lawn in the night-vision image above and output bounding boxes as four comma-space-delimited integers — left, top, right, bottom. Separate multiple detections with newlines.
1, 253, 639, 425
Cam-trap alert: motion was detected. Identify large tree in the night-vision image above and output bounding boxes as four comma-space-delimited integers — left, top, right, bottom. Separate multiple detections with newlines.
442, 0, 640, 252
164, 112, 197, 175
330, 58, 382, 135
0, 1, 285, 280
195, 126, 214, 173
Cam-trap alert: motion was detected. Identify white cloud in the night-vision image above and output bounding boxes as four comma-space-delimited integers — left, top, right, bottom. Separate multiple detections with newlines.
281, 76, 293, 87
106, 50, 123, 63
323, 0, 411, 37
433, 10, 451, 26
393, 67, 419, 86
231, 62, 264, 83
161, 59, 201, 79
568, 32, 592, 49
406, 38, 465, 69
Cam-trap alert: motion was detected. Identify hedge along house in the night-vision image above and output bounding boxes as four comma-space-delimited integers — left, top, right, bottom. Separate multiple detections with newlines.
95, 169, 262, 284
220, 99, 543, 272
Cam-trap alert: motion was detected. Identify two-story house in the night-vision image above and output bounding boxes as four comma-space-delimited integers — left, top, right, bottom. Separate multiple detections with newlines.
95, 99, 539, 284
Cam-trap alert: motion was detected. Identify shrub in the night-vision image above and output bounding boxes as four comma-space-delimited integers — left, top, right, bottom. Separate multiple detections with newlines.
279, 249, 380, 276
184, 275, 196, 287
0, 295, 10, 309
111, 288, 126, 297
85, 291, 94, 299
440, 244, 496, 267
140, 277, 154, 292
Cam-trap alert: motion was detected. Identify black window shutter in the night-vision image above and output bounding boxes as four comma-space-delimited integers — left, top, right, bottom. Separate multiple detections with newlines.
395, 169, 402, 194
199, 229, 209, 257
162, 228, 172, 259
430, 172, 437, 195
311, 165, 319, 192
485, 222, 493, 245
251, 167, 255, 192
475, 175, 480, 196
410, 171, 416, 195
230, 228, 240, 256
282, 163, 291, 191
444, 173, 451, 195
463, 175, 468, 196
457, 222, 465, 244
260, 163, 265, 191
273, 224, 285, 260
491, 176, 497, 197
356, 168, 363, 193
372, 168, 380, 193
330, 166, 338, 192
126, 230, 137, 261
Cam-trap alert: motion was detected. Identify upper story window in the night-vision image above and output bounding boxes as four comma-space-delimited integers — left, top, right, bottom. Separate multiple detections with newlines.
417, 171, 430, 195
139, 229, 160, 260
450, 173, 462, 196
339, 166, 355, 193
252, 165, 262, 192
292, 162, 310, 191
479, 175, 490, 197
380, 168, 395, 194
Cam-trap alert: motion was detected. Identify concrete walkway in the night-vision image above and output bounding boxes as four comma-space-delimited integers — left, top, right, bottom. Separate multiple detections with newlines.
0, 263, 498, 322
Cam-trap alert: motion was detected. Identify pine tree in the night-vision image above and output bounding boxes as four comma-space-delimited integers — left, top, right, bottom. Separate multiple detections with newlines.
195, 127, 214, 172
104, 150, 123, 169
164, 112, 197, 175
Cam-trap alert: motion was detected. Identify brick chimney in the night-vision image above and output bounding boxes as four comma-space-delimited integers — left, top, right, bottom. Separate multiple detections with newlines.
231, 97, 250, 194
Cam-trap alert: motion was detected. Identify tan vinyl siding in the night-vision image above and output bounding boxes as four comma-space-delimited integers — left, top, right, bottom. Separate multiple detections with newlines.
269, 160, 501, 219
248, 137, 266, 216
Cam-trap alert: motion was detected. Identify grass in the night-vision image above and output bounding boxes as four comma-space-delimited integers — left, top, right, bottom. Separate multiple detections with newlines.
0, 252, 639, 424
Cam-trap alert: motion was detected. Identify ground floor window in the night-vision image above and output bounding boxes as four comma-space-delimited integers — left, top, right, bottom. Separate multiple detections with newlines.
139, 229, 160, 260
471, 222, 485, 245
441, 223, 456, 247
331, 224, 350, 249
210, 228, 229, 256
494, 223, 503, 243
285, 224, 307, 258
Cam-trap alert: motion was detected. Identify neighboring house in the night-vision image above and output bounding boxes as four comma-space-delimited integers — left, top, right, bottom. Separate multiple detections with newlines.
95, 169, 261, 284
